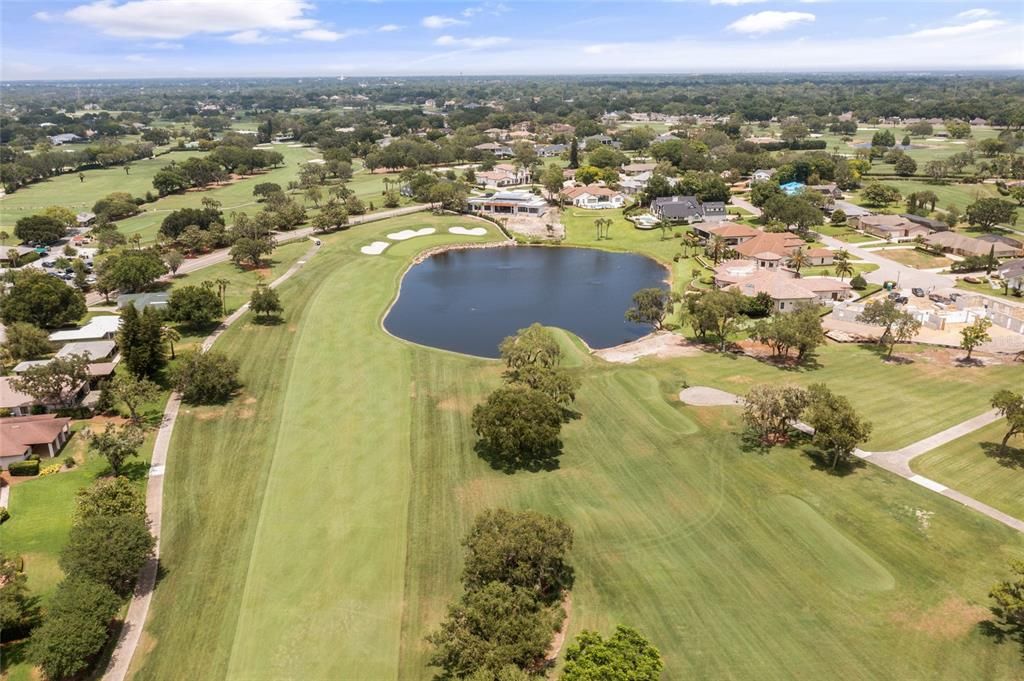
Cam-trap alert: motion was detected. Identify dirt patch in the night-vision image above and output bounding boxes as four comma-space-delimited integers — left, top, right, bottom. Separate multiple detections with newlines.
595, 331, 701, 364
194, 407, 227, 421
543, 593, 573, 666
914, 346, 1009, 368
242, 396, 258, 405
236, 408, 255, 419
435, 396, 470, 413
891, 596, 988, 640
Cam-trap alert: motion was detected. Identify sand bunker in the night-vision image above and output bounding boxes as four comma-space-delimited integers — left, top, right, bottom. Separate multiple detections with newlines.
679, 386, 743, 407
449, 226, 488, 236
388, 227, 436, 241
360, 241, 390, 255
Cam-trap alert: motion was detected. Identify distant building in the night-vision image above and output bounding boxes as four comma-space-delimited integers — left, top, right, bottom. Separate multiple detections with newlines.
856, 214, 933, 240
560, 184, 628, 209
650, 196, 726, 224
468, 190, 548, 217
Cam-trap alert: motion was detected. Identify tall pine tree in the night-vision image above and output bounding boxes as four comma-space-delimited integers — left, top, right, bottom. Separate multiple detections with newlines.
117, 305, 166, 378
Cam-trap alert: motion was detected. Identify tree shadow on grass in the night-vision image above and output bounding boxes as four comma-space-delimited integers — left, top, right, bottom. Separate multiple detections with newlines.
250, 315, 284, 326
980, 441, 1024, 469
857, 342, 916, 365
0, 637, 32, 672
474, 440, 563, 474
801, 447, 866, 477
977, 619, 1024, 661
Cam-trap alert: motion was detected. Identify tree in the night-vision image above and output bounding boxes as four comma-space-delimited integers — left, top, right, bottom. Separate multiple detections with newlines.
894, 155, 917, 176
427, 581, 559, 678
966, 198, 1017, 231
311, 198, 348, 233
856, 298, 921, 358
861, 183, 902, 208
59, 513, 154, 596
803, 384, 873, 471
253, 182, 283, 200
871, 129, 896, 148
989, 560, 1024, 642
991, 390, 1024, 453
107, 372, 160, 422
562, 626, 664, 681
499, 323, 562, 369
2, 321, 53, 361
752, 304, 824, 361
164, 249, 185, 275
90, 422, 145, 476
924, 160, 949, 181
97, 248, 168, 293
706, 233, 728, 263
158, 206, 224, 241
250, 283, 283, 319
0, 552, 35, 635
462, 509, 573, 604
28, 578, 120, 681
161, 323, 180, 360
170, 350, 241, 404
742, 384, 810, 446
15, 214, 66, 244
540, 163, 564, 200
959, 317, 992, 360
74, 476, 146, 522
833, 259, 854, 281
167, 285, 222, 326
11, 355, 89, 408
117, 305, 166, 378
689, 289, 744, 351
945, 119, 971, 138
586, 145, 628, 169
906, 121, 934, 137
830, 208, 847, 225
788, 247, 809, 276
0, 269, 86, 328
568, 137, 579, 169
471, 386, 563, 472
625, 288, 673, 329
230, 236, 275, 267
780, 119, 810, 143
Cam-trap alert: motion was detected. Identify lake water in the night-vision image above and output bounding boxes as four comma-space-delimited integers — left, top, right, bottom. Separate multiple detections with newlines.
383, 246, 669, 358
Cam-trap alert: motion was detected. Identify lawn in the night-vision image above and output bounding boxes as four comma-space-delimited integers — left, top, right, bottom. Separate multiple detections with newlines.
912, 420, 1024, 520
130, 213, 1024, 681
873, 248, 952, 269
955, 279, 1023, 299
799, 262, 878, 278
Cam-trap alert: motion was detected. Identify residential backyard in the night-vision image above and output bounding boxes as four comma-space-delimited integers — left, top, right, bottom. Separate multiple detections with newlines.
126, 215, 1024, 681
873, 247, 953, 269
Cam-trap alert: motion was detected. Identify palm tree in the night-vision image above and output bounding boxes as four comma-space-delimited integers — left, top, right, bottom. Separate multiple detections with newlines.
708, 235, 727, 264
161, 324, 180, 360
0, 231, 9, 246
787, 247, 809, 277
834, 260, 854, 281
594, 218, 603, 240
215, 278, 230, 316
6, 248, 19, 268
658, 219, 671, 241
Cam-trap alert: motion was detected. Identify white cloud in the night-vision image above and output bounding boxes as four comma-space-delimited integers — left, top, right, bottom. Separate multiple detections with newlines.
33, 10, 54, 21
462, 7, 482, 17
956, 8, 997, 20
727, 11, 815, 34
125, 53, 152, 62
226, 30, 274, 44
298, 28, 352, 42
150, 41, 183, 49
710, 0, 768, 5
422, 15, 466, 29
62, 0, 317, 39
377, 24, 401, 32
907, 19, 1005, 39
435, 35, 510, 48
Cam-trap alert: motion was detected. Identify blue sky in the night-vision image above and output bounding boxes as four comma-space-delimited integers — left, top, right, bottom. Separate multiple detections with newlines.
2, 0, 1022, 80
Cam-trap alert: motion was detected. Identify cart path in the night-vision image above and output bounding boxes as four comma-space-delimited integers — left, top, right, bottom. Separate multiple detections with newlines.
102, 240, 321, 681
679, 387, 1023, 533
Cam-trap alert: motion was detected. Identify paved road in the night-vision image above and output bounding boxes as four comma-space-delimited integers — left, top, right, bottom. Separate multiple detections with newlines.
101, 241, 322, 681
729, 196, 762, 218
681, 387, 1023, 534
818, 234, 956, 291
85, 203, 432, 305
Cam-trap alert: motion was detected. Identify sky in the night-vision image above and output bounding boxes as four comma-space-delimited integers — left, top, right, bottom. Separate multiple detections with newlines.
1, 0, 1022, 80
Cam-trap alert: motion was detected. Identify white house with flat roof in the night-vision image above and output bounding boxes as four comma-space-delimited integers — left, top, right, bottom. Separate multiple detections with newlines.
49, 316, 121, 344
468, 191, 548, 217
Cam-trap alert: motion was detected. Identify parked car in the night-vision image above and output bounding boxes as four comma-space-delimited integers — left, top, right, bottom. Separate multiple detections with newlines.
887, 291, 901, 301
911, 288, 925, 297
41, 260, 55, 268
895, 296, 908, 304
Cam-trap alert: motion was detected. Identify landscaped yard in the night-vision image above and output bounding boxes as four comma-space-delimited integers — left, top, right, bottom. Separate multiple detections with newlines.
127, 213, 1024, 681
874, 248, 952, 269
912, 420, 1024, 520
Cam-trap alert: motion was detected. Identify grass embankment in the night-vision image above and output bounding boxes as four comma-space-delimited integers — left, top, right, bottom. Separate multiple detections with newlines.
131, 213, 1024, 681
913, 421, 1024, 521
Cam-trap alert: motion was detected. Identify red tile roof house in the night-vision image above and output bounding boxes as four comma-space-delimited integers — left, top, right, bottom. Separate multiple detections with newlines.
856, 214, 934, 240
805, 247, 835, 266
0, 414, 72, 469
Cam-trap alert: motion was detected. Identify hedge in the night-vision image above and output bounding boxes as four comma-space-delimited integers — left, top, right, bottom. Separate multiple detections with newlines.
8, 460, 40, 476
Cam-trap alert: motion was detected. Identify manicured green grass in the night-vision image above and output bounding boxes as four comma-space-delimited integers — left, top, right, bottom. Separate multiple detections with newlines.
873, 248, 952, 269
955, 279, 1023, 299
132, 214, 1024, 681
0, 151, 201, 231
848, 181, 1000, 217
799, 262, 878, 278
912, 420, 1024, 520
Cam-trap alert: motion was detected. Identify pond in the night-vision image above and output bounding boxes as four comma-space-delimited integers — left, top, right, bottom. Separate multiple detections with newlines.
383, 246, 670, 358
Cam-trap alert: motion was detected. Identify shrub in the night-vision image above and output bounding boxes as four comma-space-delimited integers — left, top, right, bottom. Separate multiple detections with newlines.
850, 274, 868, 290
39, 463, 62, 477
8, 460, 39, 476
0, 507, 9, 524
170, 351, 241, 404
63, 456, 76, 469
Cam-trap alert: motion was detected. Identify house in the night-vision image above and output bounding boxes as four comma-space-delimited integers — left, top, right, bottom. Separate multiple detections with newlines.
55, 340, 118, 363
751, 169, 776, 184
49, 316, 121, 344
536, 144, 566, 157
476, 164, 531, 189
718, 267, 851, 312
732, 232, 806, 260
805, 247, 834, 266
901, 214, 949, 232
474, 142, 514, 158
977, 233, 1024, 254
997, 259, 1024, 292
653, 133, 681, 144
76, 212, 96, 227
650, 196, 726, 224
0, 375, 89, 416
617, 172, 651, 196
548, 123, 575, 136
48, 133, 83, 146
117, 292, 169, 311
924, 232, 1022, 258
560, 184, 628, 209
581, 134, 620, 150
807, 184, 843, 200
0, 245, 38, 264
692, 222, 761, 245
621, 162, 657, 176
0, 415, 73, 468
856, 214, 933, 240
468, 191, 548, 217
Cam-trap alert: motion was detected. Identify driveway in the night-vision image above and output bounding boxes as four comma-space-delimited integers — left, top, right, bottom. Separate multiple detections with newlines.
818, 234, 955, 291
729, 196, 762, 218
